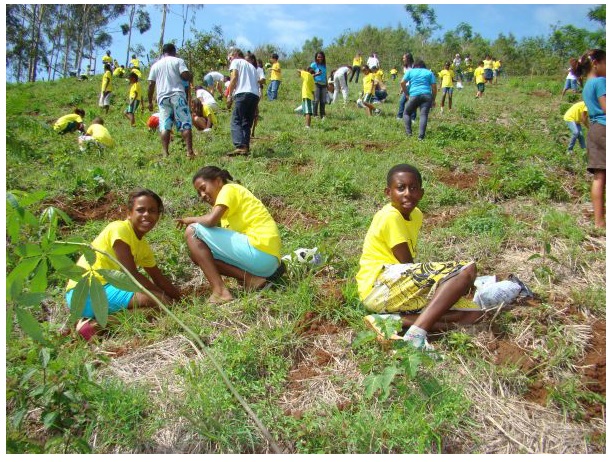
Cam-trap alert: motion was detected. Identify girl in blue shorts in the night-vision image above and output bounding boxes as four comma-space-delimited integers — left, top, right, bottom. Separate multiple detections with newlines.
65, 189, 182, 341
177, 166, 284, 305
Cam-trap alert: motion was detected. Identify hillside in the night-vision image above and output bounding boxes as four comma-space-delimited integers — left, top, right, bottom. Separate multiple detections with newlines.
5, 70, 605, 454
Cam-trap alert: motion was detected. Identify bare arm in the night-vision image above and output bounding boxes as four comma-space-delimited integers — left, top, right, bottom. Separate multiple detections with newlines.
226, 69, 238, 107
598, 94, 606, 114
144, 266, 181, 301
113, 239, 164, 295
391, 242, 414, 264
176, 204, 228, 229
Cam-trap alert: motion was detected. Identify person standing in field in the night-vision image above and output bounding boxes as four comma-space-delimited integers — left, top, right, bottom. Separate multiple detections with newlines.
483, 55, 494, 84
562, 58, 580, 97
147, 43, 196, 159
310, 51, 328, 120
298, 67, 316, 128
401, 59, 437, 140
438, 61, 455, 113
563, 101, 588, 154
397, 52, 414, 119
267, 53, 282, 101
493, 58, 502, 84
124, 72, 144, 127
474, 61, 485, 98
359, 65, 381, 116
99, 63, 113, 114
572, 49, 606, 228
226, 48, 260, 156
349, 52, 363, 84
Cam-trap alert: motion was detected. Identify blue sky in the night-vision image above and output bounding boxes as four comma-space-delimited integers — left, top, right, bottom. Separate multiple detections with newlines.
105, 2, 603, 64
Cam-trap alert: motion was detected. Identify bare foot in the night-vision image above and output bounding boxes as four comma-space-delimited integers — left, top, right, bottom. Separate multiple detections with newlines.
243, 275, 267, 290
208, 292, 234, 306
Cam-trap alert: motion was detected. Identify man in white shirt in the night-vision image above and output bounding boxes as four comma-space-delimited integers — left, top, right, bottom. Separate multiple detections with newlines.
147, 43, 195, 158
226, 48, 260, 156
366, 52, 380, 70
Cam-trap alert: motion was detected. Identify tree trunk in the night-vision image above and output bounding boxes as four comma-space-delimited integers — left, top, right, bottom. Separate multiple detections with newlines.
125, 5, 135, 67
158, 4, 167, 52
28, 4, 45, 82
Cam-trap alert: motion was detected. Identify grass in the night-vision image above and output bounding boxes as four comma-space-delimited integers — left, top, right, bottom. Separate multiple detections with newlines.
5, 70, 606, 453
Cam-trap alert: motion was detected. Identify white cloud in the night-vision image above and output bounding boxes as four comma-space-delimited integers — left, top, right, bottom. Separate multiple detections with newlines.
233, 35, 255, 51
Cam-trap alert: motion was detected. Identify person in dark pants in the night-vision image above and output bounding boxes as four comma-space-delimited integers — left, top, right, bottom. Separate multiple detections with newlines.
310, 51, 328, 119
226, 48, 260, 156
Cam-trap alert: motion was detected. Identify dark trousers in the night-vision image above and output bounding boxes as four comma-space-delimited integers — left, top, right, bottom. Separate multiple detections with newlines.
230, 92, 259, 148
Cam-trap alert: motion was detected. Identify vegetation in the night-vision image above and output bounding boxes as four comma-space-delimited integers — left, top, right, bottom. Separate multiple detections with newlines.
5, 10, 606, 454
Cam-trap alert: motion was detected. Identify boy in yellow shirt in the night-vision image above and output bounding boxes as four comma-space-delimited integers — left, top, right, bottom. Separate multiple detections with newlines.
297, 67, 316, 128
124, 72, 144, 127
78, 117, 114, 151
359, 65, 381, 116
267, 53, 282, 101
474, 61, 485, 98
563, 101, 589, 153
438, 61, 455, 113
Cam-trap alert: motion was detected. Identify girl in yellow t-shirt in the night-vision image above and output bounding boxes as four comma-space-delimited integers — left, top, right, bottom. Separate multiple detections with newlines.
176, 166, 284, 305
53, 108, 85, 134
65, 189, 182, 340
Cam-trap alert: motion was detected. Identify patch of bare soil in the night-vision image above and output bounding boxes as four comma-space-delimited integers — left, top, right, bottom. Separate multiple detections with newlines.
261, 195, 327, 231
326, 140, 394, 152
46, 191, 124, 223
531, 90, 551, 97
435, 168, 481, 190
279, 312, 362, 418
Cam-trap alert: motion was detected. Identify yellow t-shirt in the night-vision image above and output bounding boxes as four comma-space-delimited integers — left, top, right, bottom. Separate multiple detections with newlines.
483, 59, 493, 70
203, 104, 218, 125
363, 73, 376, 95
474, 67, 485, 84
102, 55, 112, 65
270, 62, 281, 81
86, 124, 114, 148
352, 56, 362, 67
113, 67, 124, 77
564, 101, 588, 123
493, 60, 501, 71
53, 114, 82, 133
355, 203, 422, 300
66, 220, 155, 291
130, 58, 140, 69
129, 81, 142, 102
438, 69, 455, 88
215, 183, 281, 259
390, 68, 398, 76
101, 70, 112, 92
300, 70, 315, 100
131, 68, 142, 79
375, 69, 385, 83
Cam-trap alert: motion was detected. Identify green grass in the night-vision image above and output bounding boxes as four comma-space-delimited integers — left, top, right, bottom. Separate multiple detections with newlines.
5, 71, 606, 453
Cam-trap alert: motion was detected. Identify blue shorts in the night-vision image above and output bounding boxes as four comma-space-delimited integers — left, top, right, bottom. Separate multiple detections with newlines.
66, 284, 134, 318
159, 94, 192, 132
189, 224, 279, 277
564, 79, 578, 91
442, 87, 454, 95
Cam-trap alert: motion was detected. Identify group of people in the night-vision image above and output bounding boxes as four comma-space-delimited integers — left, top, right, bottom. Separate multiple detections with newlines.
67, 162, 481, 355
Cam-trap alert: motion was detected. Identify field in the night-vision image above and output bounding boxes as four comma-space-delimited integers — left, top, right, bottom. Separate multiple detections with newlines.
5, 70, 606, 453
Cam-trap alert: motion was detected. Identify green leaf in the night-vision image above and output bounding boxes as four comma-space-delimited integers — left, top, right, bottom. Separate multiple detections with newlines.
15, 243, 43, 258
351, 330, 377, 348
527, 253, 542, 261
39, 347, 51, 368
69, 277, 90, 323
19, 368, 38, 387
42, 411, 59, 430
89, 277, 109, 327
364, 375, 380, 399
401, 352, 423, 379
29, 260, 48, 293
47, 254, 75, 271
14, 307, 48, 345
379, 365, 398, 400
83, 248, 97, 266
6, 257, 41, 300
48, 242, 88, 255
10, 407, 28, 430
55, 265, 87, 281
97, 269, 140, 292
15, 292, 47, 308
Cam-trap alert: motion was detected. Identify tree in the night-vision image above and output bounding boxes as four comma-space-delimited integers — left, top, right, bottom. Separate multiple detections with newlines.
588, 5, 606, 28
158, 4, 168, 53
405, 4, 440, 46
180, 4, 204, 47
181, 27, 227, 83
121, 5, 151, 66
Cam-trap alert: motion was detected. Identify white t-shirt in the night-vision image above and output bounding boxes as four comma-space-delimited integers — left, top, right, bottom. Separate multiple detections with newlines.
196, 88, 218, 109
148, 55, 189, 102
204, 71, 225, 82
367, 56, 379, 69
229, 58, 259, 96
334, 66, 351, 79
566, 68, 577, 81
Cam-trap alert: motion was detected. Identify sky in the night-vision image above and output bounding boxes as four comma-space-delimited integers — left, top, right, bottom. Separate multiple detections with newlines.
102, 1, 603, 67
